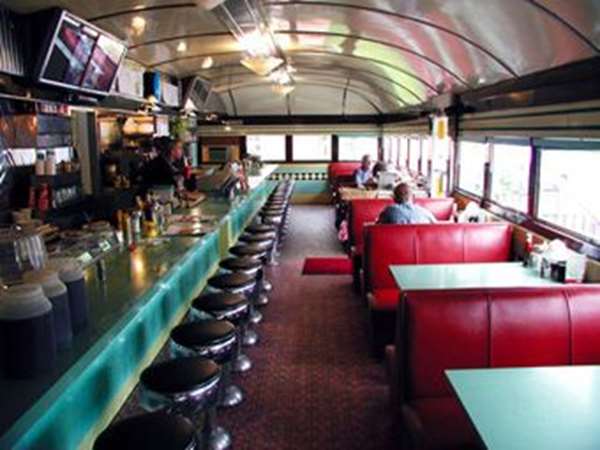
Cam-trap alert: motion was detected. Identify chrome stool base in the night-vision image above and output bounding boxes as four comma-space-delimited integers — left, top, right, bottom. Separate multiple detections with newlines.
243, 328, 259, 346
255, 293, 269, 307
262, 280, 273, 292
250, 309, 263, 324
220, 385, 244, 409
207, 426, 232, 450
232, 353, 252, 373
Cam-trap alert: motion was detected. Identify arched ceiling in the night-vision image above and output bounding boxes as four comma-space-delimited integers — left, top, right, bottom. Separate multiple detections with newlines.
5, 0, 600, 115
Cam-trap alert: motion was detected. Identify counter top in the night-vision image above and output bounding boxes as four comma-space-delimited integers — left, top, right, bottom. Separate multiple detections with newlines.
0, 166, 277, 450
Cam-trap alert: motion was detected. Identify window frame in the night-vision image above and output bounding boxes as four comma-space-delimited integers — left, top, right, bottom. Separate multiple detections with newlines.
455, 138, 490, 198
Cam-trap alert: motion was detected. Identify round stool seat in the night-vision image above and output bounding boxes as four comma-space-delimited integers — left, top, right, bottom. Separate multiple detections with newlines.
262, 207, 285, 214
239, 233, 276, 245
193, 293, 249, 322
208, 272, 255, 292
94, 412, 196, 450
141, 357, 220, 397
230, 243, 269, 258
172, 320, 236, 348
220, 257, 262, 273
245, 223, 277, 234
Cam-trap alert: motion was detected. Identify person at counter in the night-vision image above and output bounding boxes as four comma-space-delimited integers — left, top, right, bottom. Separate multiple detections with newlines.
142, 138, 189, 192
378, 182, 437, 224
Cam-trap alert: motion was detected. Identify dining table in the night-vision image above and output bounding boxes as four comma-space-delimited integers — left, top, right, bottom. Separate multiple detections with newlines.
446, 365, 600, 450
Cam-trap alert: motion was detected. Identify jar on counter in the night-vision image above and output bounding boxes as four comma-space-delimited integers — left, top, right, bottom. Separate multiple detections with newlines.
47, 258, 89, 334
24, 269, 72, 349
0, 283, 57, 378
44, 150, 57, 176
35, 151, 45, 176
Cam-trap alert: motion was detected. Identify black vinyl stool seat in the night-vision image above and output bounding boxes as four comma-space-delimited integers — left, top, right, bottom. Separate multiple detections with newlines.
140, 357, 221, 410
219, 257, 262, 276
139, 356, 229, 450
171, 320, 243, 409
239, 231, 277, 243
192, 292, 249, 323
192, 292, 254, 373
229, 243, 270, 259
171, 320, 236, 359
94, 412, 197, 450
208, 272, 256, 293
245, 223, 277, 234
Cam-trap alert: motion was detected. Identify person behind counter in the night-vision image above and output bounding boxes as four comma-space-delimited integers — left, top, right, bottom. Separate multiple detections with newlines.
142, 138, 194, 193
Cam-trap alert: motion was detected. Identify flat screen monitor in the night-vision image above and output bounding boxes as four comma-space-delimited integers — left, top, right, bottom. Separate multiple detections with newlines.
182, 76, 211, 111
37, 10, 127, 95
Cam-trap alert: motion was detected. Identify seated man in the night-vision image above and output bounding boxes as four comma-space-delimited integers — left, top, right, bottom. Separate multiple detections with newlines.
354, 154, 374, 189
378, 182, 437, 224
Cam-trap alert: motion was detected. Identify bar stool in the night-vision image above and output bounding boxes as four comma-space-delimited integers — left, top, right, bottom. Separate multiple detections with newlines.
207, 271, 263, 326
139, 356, 230, 450
192, 292, 253, 373
94, 412, 198, 450
219, 256, 269, 305
238, 231, 278, 266
171, 320, 243, 408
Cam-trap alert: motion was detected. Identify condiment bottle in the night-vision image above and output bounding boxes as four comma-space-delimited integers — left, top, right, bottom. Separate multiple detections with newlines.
47, 258, 89, 334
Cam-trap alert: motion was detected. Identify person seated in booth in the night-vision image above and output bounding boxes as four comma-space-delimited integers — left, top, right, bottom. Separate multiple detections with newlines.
378, 182, 437, 224
354, 154, 375, 189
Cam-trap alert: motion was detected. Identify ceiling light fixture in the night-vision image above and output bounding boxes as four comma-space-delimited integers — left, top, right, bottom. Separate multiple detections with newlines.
201, 56, 214, 69
131, 16, 146, 35
177, 41, 187, 53
241, 55, 284, 77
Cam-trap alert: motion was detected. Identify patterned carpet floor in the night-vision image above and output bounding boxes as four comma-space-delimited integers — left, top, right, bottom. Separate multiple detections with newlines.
114, 205, 397, 449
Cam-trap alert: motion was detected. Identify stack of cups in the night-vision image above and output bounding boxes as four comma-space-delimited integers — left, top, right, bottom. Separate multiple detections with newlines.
0, 284, 57, 378
47, 258, 89, 334
24, 269, 72, 350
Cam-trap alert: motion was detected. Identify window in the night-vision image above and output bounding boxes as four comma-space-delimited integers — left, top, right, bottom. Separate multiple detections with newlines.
538, 148, 600, 241
246, 135, 286, 161
292, 135, 332, 161
458, 140, 488, 196
421, 137, 431, 176
490, 142, 531, 212
408, 137, 420, 173
338, 136, 378, 161
399, 137, 409, 167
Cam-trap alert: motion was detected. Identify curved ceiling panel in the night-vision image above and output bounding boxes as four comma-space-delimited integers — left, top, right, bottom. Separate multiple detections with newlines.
228, 85, 287, 115
536, 0, 600, 49
344, 90, 378, 115
266, 3, 511, 89
210, 70, 400, 110
1, 0, 183, 16
92, 6, 227, 45
265, 0, 598, 75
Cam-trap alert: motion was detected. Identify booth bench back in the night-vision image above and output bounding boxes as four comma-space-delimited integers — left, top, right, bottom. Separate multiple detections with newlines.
328, 162, 361, 183
364, 223, 513, 292
350, 198, 456, 253
398, 285, 600, 401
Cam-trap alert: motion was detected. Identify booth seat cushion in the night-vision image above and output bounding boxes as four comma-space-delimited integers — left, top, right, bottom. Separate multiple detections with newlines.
405, 398, 482, 450
365, 223, 513, 294
394, 286, 600, 450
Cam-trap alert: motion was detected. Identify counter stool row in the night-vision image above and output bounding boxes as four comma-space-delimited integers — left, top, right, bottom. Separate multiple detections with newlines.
94, 182, 294, 450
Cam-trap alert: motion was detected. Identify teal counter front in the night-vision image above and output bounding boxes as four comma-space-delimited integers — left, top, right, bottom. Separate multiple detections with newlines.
0, 168, 276, 450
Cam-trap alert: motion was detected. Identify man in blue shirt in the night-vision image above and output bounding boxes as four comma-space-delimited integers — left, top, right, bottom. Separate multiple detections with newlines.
354, 154, 374, 188
378, 182, 437, 224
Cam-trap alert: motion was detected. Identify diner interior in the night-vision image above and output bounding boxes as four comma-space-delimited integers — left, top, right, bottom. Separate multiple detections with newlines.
0, 1, 600, 450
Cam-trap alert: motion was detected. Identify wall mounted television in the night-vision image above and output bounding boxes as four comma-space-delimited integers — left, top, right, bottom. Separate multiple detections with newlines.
181, 76, 212, 111
35, 10, 128, 96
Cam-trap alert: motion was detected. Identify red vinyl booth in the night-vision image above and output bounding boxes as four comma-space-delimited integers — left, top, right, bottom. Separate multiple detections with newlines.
389, 285, 600, 450
364, 223, 513, 353
328, 162, 361, 187
349, 198, 456, 289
